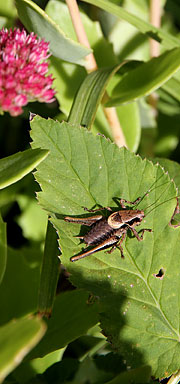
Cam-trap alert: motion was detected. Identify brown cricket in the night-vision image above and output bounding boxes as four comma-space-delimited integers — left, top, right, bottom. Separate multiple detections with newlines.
64, 172, 180, 262
64, 197, 153, 262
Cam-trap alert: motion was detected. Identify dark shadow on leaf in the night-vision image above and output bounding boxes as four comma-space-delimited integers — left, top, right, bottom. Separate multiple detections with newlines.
67, 268, 149, 375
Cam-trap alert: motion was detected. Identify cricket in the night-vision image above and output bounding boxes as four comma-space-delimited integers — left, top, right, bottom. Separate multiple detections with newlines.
64, 179, 180, 262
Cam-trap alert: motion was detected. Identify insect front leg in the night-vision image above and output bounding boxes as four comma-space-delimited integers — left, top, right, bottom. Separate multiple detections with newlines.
128, 226, 152, 241
83, 206, 112, 213
116, 197, 142, 209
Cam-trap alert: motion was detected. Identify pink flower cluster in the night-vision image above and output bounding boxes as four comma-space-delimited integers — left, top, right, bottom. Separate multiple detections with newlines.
0, 28, 56, 116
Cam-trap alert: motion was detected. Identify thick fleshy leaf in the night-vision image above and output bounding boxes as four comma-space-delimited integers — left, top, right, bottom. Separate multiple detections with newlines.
68, 64, 121, 128
0, 213, 7, 284
38, 220, 60, 316
0, 316, 46, 383
67, 64, 141, 150
0, 148, 49, 190
81, 0, 180, 49
30, 116, 180, 378
106, 48, 180, 106
15, 0, 91, 64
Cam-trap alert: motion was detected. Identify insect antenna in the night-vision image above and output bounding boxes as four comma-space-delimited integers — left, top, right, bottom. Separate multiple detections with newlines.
144, 194, 180, 218
143, 181, 175, 212
133, 175, 173, 210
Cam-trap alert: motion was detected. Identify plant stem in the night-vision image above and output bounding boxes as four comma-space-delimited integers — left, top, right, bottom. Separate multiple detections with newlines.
149, 0, 161, 58
66, 0, 97, 72
149, 0, 161, 113
65, 0, 127, 148
167, 371, 180, 384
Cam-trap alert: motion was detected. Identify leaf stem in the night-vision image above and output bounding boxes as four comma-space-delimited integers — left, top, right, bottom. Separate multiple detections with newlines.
65, 0, 127, 148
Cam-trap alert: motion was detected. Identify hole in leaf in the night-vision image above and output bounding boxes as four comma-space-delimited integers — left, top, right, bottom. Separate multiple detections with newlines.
153, 268, 165, 279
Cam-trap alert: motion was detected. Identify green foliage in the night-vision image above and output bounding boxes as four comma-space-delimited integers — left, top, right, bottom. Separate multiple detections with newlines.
0, 247, 42, 325
38, 221, 60, 316
68, 65, 121, 127
30, 116, 180, 378
2, 1, 180, 383
29, 290, 99, 359
81, 0, 180, 49
0, 0, 17, 18
0, 316, 46, 383
15, 0, 91, 64
0, 148, 49, 190
0, 214, 6, 284
107, 48, 180, 106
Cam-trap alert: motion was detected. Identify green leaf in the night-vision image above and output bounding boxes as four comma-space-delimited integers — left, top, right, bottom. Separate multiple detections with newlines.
67, 63, 140, 149
0, 213, 7, 284
47, 1, 117, 116
41, 358, 79, 383
0, 316, 46, 383
15, 0, 91, 65
91, 102, 141, 152
108, 4, 149, 62
106, 48, 180, 106
68, 64, 121, 128
17, 195, 48, 242
29, 348, 65, 375
30, 116, 180, 378
161, 77, 180, 103
13, 348, 65, 383
105, 365, 151, 384
0, 247, 41, 325
28, 290, 99, 359
81, 0, 180, 49
0, 148, 49, 190
116, 102, 141, 152
0, 0, 17, 18
150, 158, 180, 192
38, 221, 60, 316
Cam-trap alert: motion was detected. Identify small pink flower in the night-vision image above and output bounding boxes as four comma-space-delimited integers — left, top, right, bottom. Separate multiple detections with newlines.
0, 28, 56, 116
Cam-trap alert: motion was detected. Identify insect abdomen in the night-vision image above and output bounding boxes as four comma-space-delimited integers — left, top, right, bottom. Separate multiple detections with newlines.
84, 217, 115, 246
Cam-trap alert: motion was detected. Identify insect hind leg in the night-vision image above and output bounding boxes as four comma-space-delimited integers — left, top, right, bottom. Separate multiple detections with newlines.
106, 232, 126, 258
169, 197, 180, 228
